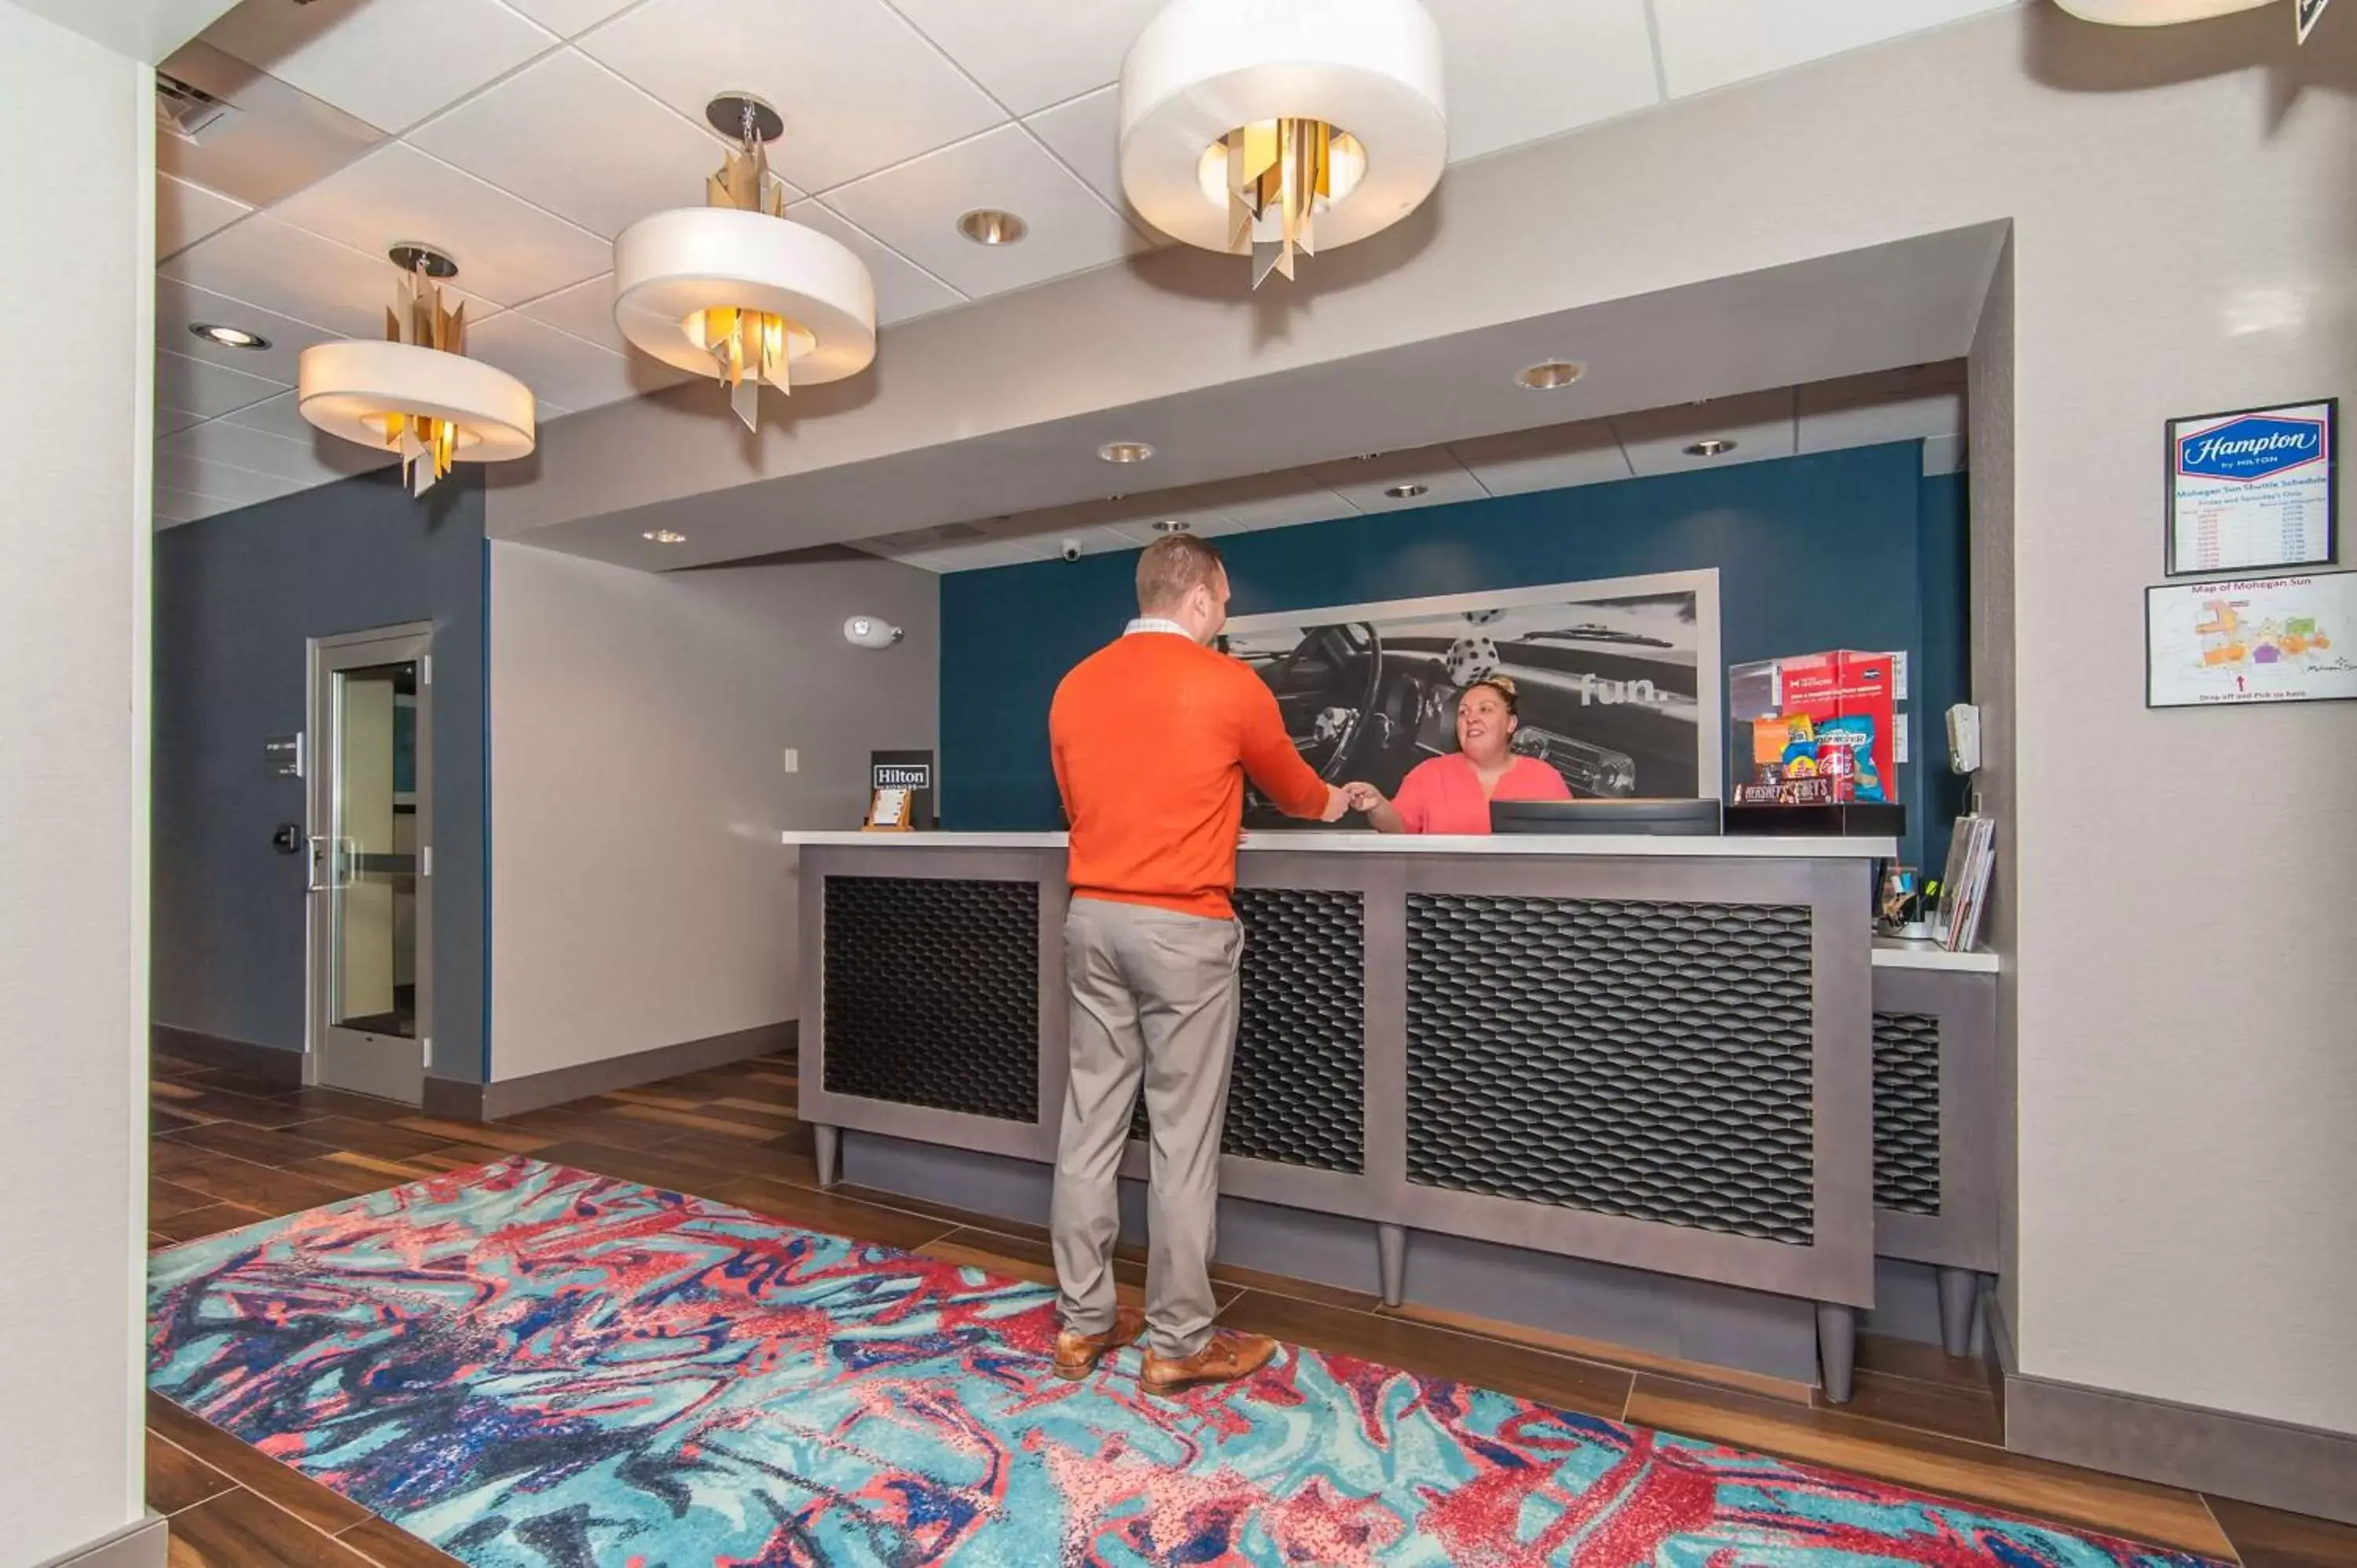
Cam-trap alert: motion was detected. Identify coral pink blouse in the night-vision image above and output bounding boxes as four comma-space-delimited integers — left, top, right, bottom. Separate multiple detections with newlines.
1388, 753, 1572, 834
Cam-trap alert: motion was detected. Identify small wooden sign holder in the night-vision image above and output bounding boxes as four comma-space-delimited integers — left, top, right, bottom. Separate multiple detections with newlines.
863, 786, 915, 832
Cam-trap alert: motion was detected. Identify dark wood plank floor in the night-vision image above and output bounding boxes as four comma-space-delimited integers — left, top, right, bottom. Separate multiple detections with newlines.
144, 1044, 2350, 1566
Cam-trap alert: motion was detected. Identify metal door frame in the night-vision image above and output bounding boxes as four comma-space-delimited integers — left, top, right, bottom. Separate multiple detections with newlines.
306, 622, 434, 1102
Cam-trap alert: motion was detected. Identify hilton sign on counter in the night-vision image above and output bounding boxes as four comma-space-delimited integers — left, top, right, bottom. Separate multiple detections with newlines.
867, 751, 934, 831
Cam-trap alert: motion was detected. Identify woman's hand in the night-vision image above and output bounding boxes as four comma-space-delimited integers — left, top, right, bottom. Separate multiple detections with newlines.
1343, 782, 1407, 833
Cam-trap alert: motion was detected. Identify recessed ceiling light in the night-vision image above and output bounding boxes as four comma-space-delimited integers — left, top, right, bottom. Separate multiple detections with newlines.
1354, 452, 1384, 462
1684, 439, 1736, 458
1098, 441, 1153, 464
1153, 518, 1191, 534
191, 323, 269, 350
1516, 359, 1584, 391
957, 208, 1028, 246
1384, 482, 1429, 500
642, 529, 687, 544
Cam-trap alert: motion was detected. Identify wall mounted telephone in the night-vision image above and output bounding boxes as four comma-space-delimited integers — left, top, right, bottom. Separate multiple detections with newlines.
1945, 703, 1983, 775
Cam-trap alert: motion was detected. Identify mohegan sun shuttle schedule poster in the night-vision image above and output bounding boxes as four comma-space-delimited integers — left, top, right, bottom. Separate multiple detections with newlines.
2166, 400, 2337, 577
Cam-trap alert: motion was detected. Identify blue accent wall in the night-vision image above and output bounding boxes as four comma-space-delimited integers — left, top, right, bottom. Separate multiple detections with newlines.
942, 441, 1968, 870
152, 469, 489, 1085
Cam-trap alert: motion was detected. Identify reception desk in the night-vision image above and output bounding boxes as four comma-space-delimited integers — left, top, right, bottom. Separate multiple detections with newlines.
786, 830, 1997, 1401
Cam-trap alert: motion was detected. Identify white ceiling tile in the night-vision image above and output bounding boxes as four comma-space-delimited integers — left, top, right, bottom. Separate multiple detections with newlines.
504, 0, 638, 37
204, 0, 559, 133
223, 390, 335, 446
886, 550, 953, 573
215, 393, 411, 473
409, 48, 759, 240
153, 486, 215, 526
783, 203, 966, 326
1307, 450, 1487, 515
515, 273, 631, 354
929, 538, 1061, 571
161, 214, 500, 339
1797, 387, 1963, 456
1025, 86, 1158, 238
1651, 0, 2014, 99
825, 125, 1141, 299
156, 349, 286, 420
1189, 474, 1356, 533
1612, 390, 1798, 477
272, 142, 611, 307
1062, 526, 1151, 558
467, 313, 691, 415
888, 0, 1164, 117
579, 0, 1005, 192
157, 451, 313, 508
1450, 419, 1633, 496
156, 40, 387, 209
159, 279, 340, 386
1424, 0, 1661, 161
159, 174, 250, 259
161, 418, 393, 485
1921, 432, 1966, 474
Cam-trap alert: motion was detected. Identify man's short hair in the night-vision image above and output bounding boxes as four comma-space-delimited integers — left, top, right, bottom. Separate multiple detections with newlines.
1135, 533, 1226, 616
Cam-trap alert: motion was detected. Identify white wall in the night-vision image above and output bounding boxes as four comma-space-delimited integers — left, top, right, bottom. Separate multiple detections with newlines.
0, 2, 153, 1559
489, 544, 939, 1083
504, 5, 2357, 1434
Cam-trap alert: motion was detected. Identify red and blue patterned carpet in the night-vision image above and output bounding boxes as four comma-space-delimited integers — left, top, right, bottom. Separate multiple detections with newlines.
146, 1157, 2222, 1566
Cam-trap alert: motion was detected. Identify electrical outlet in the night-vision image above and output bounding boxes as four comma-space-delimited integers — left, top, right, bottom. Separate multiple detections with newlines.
783, 748, 800, 775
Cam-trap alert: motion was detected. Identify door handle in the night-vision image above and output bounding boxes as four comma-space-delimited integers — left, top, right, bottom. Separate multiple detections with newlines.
304, 835, 329, 893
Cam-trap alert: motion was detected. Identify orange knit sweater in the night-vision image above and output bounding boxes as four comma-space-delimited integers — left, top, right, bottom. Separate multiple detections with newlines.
1050, 631, 1329, 919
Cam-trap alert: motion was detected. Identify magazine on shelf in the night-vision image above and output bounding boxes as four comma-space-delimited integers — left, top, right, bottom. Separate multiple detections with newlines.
1937, 815, 1997, 953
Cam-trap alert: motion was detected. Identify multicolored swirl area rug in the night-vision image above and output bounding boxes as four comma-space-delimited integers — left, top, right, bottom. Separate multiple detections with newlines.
149, 1159, 2212, 1566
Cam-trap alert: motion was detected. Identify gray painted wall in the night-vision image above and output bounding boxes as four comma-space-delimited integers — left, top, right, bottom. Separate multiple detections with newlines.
153, 467, 489, 1084
489, 543, 939, 1083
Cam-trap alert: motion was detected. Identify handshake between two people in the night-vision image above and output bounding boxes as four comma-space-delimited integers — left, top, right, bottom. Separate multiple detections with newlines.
1317, 782, 1389, 822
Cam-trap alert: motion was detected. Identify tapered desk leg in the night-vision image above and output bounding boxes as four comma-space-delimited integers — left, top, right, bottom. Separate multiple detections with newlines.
1376, 1223, 1406, 1308
1936, 1266, 1981, 1358
813, 1124, 841, 1191
1816, 1302, 1857, 1405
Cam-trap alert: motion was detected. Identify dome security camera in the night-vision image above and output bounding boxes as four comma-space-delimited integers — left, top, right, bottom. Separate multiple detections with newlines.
842, 616, 904, 650
1060, 539, 1083, 562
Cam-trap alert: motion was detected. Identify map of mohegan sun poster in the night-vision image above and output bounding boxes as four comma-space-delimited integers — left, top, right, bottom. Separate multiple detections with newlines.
2146, 571, 2357, 709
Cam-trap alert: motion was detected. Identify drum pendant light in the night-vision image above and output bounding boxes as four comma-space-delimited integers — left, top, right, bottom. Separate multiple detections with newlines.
613, 94, 878, 431
297, 246, 536, 499
2052, 0, 2274, 22
1120, 0, 1446, 288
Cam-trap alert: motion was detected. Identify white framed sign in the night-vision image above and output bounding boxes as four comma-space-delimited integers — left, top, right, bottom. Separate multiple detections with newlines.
2166, 399, 2337, 577
2146, 570, 2357, 709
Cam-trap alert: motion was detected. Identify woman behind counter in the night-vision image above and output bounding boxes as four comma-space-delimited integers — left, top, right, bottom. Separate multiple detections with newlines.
1347, 676, 1572, 834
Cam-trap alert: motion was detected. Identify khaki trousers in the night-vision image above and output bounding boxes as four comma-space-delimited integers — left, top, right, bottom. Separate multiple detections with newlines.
1050, 896, 1242, 1361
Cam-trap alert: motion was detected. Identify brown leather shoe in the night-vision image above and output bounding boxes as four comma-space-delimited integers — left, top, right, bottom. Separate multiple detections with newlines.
1052, 1306, 1146, 1380
1139, 1332, 1279, 1396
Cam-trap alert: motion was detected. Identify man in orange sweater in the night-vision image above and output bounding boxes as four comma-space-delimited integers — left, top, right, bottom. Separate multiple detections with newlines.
1047, 534, 1347, 1394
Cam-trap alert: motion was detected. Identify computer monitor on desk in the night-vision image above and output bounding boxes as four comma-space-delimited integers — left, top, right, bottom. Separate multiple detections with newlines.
1490, 799, 1723, 836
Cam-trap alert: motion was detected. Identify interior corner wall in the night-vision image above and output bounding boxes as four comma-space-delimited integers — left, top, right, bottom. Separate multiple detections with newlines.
151, 471, 489, 1084
0, 3, 150, 1555
1967, 235, 2022, 1339
486, 544, 939, 1085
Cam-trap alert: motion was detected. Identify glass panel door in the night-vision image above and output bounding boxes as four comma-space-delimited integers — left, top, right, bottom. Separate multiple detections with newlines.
329, 661, 418, 1038
309, 625, 432, 1105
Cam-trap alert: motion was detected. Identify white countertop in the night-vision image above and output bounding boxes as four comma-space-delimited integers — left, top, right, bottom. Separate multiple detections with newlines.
782, 829, 1899, 860
1871, 936, 2001, 973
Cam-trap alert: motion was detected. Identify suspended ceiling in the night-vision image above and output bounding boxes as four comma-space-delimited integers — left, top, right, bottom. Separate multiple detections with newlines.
152, 0, 2019, 529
